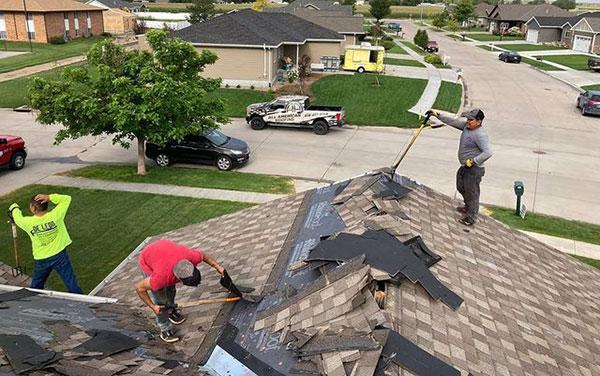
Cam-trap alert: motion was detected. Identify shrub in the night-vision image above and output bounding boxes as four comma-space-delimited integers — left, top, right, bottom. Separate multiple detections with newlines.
236, 84, 241, 89
424, 53, 443, 65
49, 36, 66, 45
250, 85, 255, 90
413, 29, 429, 49
225, 83, 230, 88
287, 69, 298, 84
382, 35, 393, 41
381, 40, 396, 50
370, 24, 384, 38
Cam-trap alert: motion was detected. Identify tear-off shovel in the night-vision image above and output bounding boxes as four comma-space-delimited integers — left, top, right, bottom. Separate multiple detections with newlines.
220, 270, 263, 303
8, 220, 24, 277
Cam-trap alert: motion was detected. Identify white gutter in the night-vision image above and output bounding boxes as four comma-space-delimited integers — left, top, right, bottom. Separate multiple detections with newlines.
0, 284, 117, 304
190, 38, 343, 49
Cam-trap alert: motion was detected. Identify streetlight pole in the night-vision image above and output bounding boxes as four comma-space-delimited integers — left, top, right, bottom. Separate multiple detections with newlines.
22, 0, 33, 52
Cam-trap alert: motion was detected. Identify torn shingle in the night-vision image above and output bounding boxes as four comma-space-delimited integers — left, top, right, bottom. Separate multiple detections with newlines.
0, 334, 59, 374
72, 330, 140, 359
0, 288, 38, 303
297, 332, 380, 356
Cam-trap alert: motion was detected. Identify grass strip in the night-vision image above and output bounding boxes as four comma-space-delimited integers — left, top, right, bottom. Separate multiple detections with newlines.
0, 185, 252, 292
64, 164, 295, 194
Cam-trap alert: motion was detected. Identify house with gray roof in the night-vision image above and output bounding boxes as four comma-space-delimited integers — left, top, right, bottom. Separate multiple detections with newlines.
566, 16, 600, 54
172, 9, 345, 88
266, 0, 353, 16
524, 12, 600, 51
2, 170, 600, 375
486, 4, 572, 34
81, 0, 141, 34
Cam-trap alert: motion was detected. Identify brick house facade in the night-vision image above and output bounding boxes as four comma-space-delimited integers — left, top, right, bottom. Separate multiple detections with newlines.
0, 0, 104, 43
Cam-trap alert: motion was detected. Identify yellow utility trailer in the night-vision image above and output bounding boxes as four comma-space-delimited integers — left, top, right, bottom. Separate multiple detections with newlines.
342, 44, 385, 73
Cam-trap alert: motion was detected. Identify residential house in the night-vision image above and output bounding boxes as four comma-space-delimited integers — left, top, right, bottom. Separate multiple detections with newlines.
566, 17, 600, 54
474, 2, 494, 29
270, 8, 365, 48
525, 16, 576, 43
265, 0, 353, 16
486, 4, 572, 34
0, 0, 104, 43
172, 9, 344, 88
82, 0, 142, 34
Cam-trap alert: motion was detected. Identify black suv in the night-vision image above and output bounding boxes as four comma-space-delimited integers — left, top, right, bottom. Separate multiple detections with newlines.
499, 51, 521, 63
145, 129, 250, 171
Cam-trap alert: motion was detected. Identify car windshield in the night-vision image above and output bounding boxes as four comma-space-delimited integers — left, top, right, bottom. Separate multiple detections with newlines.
204, 129, 229, 146
591, 95, 600, 101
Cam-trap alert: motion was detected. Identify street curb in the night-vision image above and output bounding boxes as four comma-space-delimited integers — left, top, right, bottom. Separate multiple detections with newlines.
530, 66, 584, 93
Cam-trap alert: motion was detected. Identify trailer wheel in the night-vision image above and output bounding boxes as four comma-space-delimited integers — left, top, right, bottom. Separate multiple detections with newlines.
313, 120, 329, 135
357, 67, 365, 74
249, 116, 266, 130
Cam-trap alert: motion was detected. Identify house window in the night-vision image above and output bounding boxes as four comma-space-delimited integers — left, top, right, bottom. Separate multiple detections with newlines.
64, 12, 70, 37
86, 11, 92, 35
26, 13, 35, 40
0, 13, 6, 40
74, 12, 80, 36
565, 31, 571, 38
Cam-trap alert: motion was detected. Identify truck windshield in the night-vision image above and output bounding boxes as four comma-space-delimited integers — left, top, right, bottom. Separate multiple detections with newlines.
205, 129, 229, 146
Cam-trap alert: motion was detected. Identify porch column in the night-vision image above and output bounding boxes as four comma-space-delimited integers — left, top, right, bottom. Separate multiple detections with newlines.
296, 45, 299, 66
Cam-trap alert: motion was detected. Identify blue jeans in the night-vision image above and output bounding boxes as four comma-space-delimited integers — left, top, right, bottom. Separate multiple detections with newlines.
148, 286, 176, 333
31, 249, 83, 294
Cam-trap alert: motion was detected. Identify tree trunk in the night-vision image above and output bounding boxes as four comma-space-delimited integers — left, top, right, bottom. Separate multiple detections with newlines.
137, 137, 146, 175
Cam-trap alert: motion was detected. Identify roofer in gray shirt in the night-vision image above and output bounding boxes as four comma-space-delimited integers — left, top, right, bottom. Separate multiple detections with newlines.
426, 108, 493, 226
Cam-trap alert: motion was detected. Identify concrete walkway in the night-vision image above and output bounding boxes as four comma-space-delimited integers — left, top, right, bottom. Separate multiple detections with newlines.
0, 56, 87, 83
39, 175, 286, 204
523, 230, 600, 260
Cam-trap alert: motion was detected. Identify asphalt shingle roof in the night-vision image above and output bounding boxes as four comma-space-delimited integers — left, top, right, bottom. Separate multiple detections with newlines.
287, 9, 365, 34
0, 0, 102, 12
92, 170, 600, 375
172, 9, 343, 47
266, 0, 353, 15
489, 4, 572, 22
0, 262, 30, 287
80, 0, 143, 11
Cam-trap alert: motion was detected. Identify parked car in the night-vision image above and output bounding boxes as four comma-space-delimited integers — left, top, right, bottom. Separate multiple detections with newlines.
145, 129, 250, 171
499, 51, 521, 63
0, 135, 27, 171
388, 22, 402, 32
425, 41, 439, 53
246, 95, 345, 135
588, 57, 600, 72
576, 90, 600, 116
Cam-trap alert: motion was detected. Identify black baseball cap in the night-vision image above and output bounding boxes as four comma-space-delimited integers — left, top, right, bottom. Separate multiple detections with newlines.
173, 260, 202, 287
462, 108, 485, 121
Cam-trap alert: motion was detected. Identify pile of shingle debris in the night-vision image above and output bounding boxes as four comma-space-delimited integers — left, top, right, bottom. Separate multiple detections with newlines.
253, 172, 467, 376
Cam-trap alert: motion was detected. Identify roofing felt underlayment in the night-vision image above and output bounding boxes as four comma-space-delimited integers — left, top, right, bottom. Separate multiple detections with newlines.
5, 170, 600, 375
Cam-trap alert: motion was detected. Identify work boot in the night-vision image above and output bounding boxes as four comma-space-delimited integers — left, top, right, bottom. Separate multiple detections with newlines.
456, 206, 467, 214
160, 330, 180, 343
458, 217, 475, 226
169, 309, 186, 325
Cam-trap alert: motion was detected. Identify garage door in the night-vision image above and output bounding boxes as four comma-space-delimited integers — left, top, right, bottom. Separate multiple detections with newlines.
573, 35, 592, 52
527, 29, 539, 43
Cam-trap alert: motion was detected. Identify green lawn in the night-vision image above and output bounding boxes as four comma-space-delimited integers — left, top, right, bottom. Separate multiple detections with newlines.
0, 185, 252, 292
497, 43, 565, 52
581, 84, 600, 91
521, 57, 564, 71
467, 33, 524, 41
388, 45, 408, 55
0, 37, 104, 73
490, 207, 600, 246
477, 45, 496, 51
433, 82, 462, 113
399, 41, 426, 56
447, 34, 469, 41
537, 54, 591, 70
310, 74, 426, 127
384, 57, 425, 68
212, 88, 275, 118
573, 255, 600, 270
64, 164, 294, 194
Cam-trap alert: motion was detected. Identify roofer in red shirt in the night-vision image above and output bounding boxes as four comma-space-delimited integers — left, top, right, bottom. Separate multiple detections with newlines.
134, 239, 225, 343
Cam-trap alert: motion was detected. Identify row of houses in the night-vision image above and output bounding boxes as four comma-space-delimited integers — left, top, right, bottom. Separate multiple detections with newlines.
475, 3, 600, 54
0, 0, 140, 44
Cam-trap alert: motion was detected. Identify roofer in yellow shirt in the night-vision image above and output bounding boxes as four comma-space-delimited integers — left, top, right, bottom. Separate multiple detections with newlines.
8, 193, 83, 293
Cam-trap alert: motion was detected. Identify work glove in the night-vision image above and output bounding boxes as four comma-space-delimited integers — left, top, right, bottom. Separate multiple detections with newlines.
7, 204, 19, 222
425, 109, 439, 118
465, 158, 475, 168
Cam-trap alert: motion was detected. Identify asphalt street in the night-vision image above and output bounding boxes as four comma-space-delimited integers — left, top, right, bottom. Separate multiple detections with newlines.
1, 21, 599, 224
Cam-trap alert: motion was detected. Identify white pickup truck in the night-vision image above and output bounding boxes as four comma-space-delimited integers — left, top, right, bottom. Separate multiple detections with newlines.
245, 95, 345, 135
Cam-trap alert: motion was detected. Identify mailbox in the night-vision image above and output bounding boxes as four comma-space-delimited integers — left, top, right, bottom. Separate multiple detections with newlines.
514, 181, 524, 216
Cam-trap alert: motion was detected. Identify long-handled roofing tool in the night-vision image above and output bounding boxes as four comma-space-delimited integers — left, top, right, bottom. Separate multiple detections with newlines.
8, 219, 25, 277
178, 297, 241, 308
390, 113, 443, 179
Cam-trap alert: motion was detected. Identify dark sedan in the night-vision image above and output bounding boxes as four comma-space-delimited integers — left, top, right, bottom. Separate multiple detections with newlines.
499, 51, 521, 63
145, 129, 250, 170
577, 90, 600, 116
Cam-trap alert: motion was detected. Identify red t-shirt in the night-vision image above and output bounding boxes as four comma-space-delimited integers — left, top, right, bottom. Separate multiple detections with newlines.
139, 239, 204, 291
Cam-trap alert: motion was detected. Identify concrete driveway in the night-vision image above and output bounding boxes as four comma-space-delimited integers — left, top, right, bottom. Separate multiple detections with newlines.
1, 23, 599, 224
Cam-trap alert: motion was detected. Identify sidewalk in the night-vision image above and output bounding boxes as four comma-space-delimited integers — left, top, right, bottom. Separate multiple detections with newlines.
39, 175, 286, 204
522, 230, 600, 260
0, 56, 86, 83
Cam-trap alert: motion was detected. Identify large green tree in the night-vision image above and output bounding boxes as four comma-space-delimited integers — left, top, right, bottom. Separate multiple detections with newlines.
453, 0, 475, 24
553, 0, 576, 10
28, 30, 226, 175
187, 0, 215, 24
431, 10, 449, 29
370, 0, 391, 23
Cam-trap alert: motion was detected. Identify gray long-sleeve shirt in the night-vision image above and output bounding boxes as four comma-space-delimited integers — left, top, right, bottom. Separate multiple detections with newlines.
437, 112, 493, 166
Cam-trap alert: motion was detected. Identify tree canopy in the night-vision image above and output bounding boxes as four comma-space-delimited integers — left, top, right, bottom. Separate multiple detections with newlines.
370, 0, 392, 22
553, 0, 576, 10
252, 0, 268, 11
454, 0, 475, 24
187, 0, 215, 24
28, 30, 227, 175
